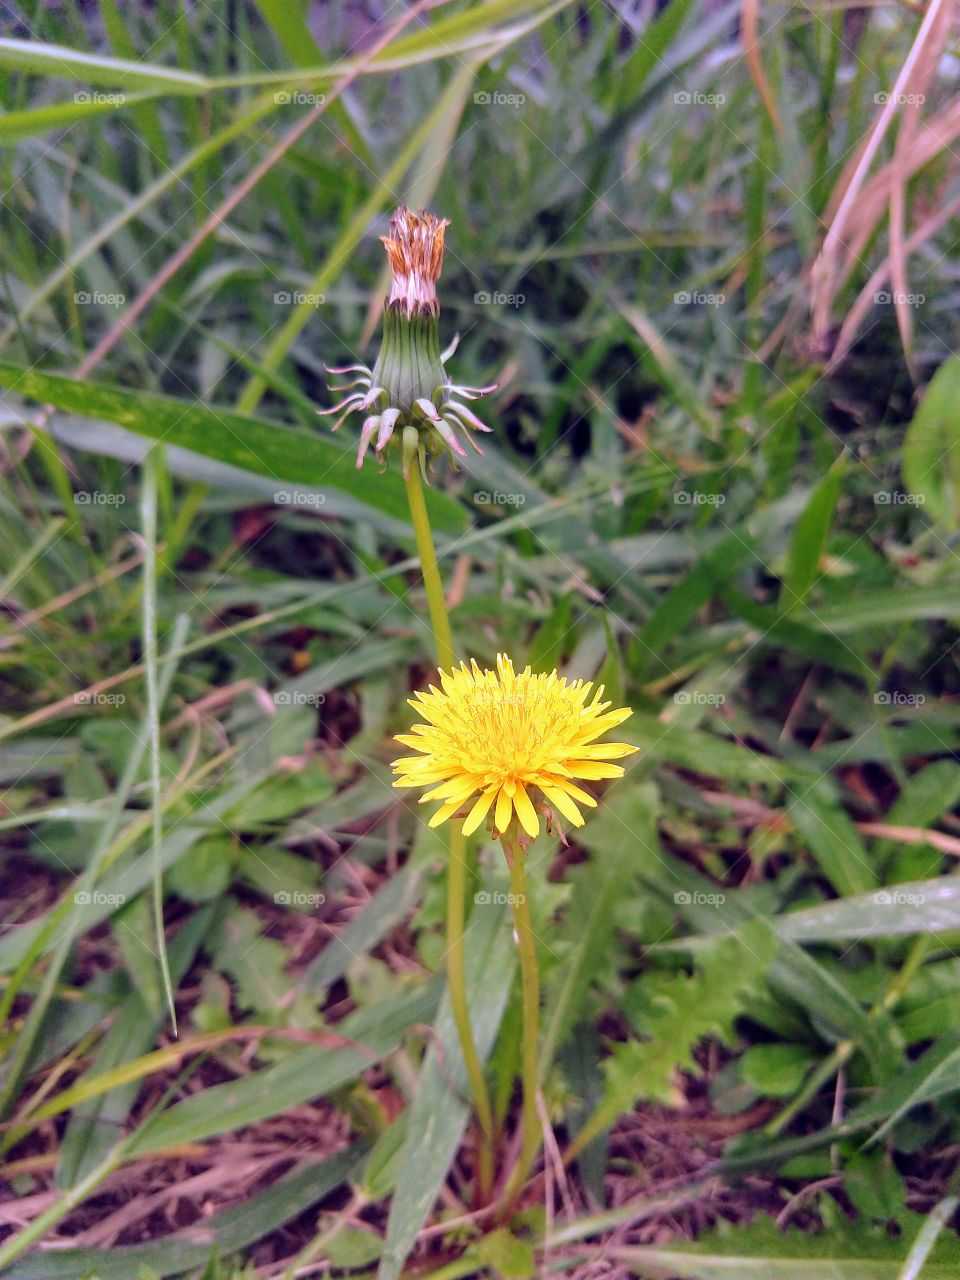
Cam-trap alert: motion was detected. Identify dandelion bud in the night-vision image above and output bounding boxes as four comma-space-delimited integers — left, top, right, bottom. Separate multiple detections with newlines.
318, 206, 497, 478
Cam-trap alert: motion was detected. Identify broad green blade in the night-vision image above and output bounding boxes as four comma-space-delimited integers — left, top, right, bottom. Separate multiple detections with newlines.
0, 362, 466, 533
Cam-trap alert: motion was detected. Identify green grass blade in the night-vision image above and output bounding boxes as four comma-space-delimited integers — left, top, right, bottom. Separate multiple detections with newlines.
898, 1196, 960, 1280
0, 1147, 360, 1278
0, 616, 190, 1118
781, 456, 845, 614
788, 787, 877, 897
902, 354, 960, 531
127, 985, 440, 1154
0, 38, 209, 91
0, 91, 160, 140
141, 445, 177, 1032
0, 362, 466, 533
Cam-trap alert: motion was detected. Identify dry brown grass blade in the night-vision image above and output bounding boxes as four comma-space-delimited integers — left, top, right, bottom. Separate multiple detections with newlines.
741, 0, 783, 137
0, 546, 144, 650
65, 1154, 290, 1249
855, 821, 960, 857
810, 0, 956, 359
829, 187, 960, 370
831, 96, 960, 294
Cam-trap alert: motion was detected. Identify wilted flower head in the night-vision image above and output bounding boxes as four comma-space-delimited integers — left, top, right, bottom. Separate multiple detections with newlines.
318, 206, 496, 478
392, 654, 638, 840
381, 206, 448, 317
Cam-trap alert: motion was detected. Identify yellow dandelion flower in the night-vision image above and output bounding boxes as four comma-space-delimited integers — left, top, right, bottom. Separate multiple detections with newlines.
392, 654, 638, 839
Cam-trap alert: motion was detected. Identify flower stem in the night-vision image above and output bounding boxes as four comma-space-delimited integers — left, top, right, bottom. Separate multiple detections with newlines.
500, 826, 542, 1207
403, 464, 454, 670
142, 444, 178, 1035
403, 461, 494, 1203
446, 825, 494, 1202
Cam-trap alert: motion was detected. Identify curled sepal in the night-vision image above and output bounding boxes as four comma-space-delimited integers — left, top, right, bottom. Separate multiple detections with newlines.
435, 417, 468, 461
356, 415, 380, 468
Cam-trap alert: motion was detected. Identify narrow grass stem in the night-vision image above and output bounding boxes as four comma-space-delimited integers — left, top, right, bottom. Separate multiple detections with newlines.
142, 445, 178, 1033
500, 826, 542, 1207
403, 462, 494, 1202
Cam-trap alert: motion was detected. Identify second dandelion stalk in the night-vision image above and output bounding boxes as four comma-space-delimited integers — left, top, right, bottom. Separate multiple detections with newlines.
404, 461, 496, 1203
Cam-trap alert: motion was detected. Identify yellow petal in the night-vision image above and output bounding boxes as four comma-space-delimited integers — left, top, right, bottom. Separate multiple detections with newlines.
462, 787, 497, 836
540, 784, 585, 827
512, 782, 540, 838
428, 797, 464, 828
567, 742, 637, 760
557, 779, 597, 807
494, 786, 512, 834
420, 775, 482, 803
565, 761, 626, 780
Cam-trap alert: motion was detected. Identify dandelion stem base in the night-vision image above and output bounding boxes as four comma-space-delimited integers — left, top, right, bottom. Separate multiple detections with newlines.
501, 826, 542, 1207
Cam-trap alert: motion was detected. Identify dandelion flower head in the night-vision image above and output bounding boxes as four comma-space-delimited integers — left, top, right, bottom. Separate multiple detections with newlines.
392, 654, 638, 839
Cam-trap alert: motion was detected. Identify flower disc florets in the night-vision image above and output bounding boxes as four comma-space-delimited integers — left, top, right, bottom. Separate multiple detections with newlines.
392, 654, 639, 839
318, 206, 497, 478
381, 205, 448, 317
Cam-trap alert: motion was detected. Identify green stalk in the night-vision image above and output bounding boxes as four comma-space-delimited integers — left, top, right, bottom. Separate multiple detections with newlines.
403, 465, 454, 668
500, 823, 542, 1206
403, 462, 494, 1203
141, 445, 178, 1033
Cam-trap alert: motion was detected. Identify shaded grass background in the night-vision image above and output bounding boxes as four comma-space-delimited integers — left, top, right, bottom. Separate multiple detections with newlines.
2, 0, 960, 1276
